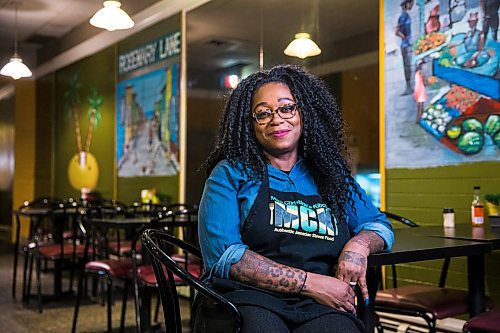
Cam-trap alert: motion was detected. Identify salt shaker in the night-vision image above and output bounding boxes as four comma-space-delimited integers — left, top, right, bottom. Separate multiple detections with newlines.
443, 208, 455, 228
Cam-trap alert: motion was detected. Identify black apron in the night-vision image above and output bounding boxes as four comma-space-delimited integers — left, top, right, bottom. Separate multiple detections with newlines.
195, 170, 363, 330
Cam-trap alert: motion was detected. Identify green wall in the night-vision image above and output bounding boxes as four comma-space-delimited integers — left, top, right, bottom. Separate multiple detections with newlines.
54, 46, 116, 200
386, 161, 500, 303
49, 14, 181, 204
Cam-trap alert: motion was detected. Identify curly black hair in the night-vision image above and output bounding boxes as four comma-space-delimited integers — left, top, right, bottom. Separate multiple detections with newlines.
205, 64, 362, 222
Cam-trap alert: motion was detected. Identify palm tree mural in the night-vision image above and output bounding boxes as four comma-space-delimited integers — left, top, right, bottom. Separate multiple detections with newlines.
64, 72, 103, 198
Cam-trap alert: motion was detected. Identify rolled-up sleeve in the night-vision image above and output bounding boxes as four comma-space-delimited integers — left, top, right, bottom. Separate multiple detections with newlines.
198, 163, 248, 278
346, 181, 394, 251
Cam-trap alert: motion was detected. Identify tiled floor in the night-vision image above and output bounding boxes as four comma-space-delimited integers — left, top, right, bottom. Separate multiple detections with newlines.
0, 232, 191, 332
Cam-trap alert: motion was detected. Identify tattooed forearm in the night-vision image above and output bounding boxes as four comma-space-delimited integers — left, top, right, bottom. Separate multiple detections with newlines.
229, 250, 306, 294
350, 230, 385, 254
338, 251, 367, 268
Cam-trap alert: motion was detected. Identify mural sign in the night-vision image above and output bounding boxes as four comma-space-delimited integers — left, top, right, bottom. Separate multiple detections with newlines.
118, 31, 181, 75
384, 0, 499, 168
116, 29, 181, 178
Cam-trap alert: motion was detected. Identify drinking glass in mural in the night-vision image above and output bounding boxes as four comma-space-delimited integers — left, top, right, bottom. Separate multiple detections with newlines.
64, 72, 102, 198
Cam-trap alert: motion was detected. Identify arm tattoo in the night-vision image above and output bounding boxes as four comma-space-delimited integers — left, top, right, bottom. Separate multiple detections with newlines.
338, 251, 367, 268
229, 250, 306, 294
351, 230, 385, 254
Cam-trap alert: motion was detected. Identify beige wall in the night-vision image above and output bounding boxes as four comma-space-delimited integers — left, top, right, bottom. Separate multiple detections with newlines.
186, 94, 224, 204
341, 64, 379, 171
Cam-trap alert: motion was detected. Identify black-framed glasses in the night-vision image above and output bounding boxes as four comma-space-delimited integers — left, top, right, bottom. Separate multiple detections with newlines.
252, 103, 298, 125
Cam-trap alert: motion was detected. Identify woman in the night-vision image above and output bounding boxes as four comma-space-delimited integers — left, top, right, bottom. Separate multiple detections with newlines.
456, 12, 490, 68
195, 65, 393, 332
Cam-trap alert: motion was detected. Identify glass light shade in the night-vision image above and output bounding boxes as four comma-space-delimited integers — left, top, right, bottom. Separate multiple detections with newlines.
284, 33, 322, 59
0, 56, 32, 80
89, 1, 134, 31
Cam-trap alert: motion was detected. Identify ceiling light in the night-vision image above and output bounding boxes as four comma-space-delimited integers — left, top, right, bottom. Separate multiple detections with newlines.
284, 33, 321, 59
89, 1, 134, 31
0, 2, 32, 80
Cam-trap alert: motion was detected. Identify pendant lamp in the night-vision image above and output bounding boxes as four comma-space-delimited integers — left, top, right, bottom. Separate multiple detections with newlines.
0, 2, 32, 80
284, 33, 321, 59
89, 1, 134, 31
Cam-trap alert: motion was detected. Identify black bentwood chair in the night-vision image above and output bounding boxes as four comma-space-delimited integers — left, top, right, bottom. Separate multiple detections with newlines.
375, 211, 495, 333
142, 229, 242, 333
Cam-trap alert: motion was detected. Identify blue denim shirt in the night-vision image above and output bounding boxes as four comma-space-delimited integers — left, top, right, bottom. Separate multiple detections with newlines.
198, 159, 394, 279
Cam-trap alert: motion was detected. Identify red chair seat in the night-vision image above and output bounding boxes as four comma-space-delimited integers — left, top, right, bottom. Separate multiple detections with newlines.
38, 243, 88, 259
463, 309, 500, 333
137, 265, 158, 286
137, 263, 203, 286
85, 258, 133, 277
376, 285, 495, 319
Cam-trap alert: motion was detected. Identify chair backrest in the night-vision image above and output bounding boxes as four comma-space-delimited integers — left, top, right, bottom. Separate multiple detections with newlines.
142, 229, 241, 333
381, 211, 450, 288
159, 203, 199, 246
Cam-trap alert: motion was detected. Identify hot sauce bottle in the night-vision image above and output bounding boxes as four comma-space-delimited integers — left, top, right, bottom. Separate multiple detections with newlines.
471, 186, 484, 227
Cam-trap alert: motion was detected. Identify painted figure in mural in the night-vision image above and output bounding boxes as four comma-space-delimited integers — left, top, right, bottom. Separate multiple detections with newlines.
456, 12, 490, 68
413, 60, 427, 124
396, 0, 414, 95
425, 5, 441, 34
450, 0, 467, 26
194, 64, 394, 333
481, 0, 500, 41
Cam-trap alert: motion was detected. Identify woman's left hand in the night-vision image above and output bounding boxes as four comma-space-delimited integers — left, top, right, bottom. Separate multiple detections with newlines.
336, 236, 370, 303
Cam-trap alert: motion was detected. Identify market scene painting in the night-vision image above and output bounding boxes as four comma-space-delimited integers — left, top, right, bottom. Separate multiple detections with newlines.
116, 65, 180, 177
384, 0, 499, 169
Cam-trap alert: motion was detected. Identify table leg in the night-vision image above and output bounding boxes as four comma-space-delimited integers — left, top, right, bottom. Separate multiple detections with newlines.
467, 254, 485, 317
54, 258, 63, 296
12, 214, 21, 298
359, 266, 381, 333
140, 286, 152, 332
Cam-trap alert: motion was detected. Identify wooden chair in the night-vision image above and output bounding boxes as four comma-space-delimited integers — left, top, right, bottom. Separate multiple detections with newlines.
142, 228, 242, 333
375, 211, 495, 333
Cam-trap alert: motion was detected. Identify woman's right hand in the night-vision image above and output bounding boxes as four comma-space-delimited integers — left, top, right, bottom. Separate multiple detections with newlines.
301, 272, 357, 313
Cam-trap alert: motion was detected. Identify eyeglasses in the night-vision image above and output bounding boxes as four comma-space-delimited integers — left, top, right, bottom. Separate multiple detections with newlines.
252, 103, 298, 125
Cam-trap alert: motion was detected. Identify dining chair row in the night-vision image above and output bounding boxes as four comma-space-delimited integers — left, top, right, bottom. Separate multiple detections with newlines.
71, 202, 200, 333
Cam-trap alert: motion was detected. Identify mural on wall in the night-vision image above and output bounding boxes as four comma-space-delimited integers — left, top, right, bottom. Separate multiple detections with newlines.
116, 65, 179, 177
64, 71, 103, 197
384, 0, 500, 169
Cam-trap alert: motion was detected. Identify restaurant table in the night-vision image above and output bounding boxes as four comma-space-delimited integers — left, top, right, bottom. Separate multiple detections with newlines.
359, 229, 492, 333
408, 224, 500, 249
12, 207, 52, 299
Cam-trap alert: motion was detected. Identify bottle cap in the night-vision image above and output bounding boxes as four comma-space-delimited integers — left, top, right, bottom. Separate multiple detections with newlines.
443, 208, 454, 213
474, 186, 480, 190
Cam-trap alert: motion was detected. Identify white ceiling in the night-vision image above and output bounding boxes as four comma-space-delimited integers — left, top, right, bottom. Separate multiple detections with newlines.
0, 0, 379, 90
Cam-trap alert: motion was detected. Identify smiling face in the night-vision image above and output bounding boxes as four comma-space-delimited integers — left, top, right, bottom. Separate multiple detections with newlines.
252, 82, 302, 169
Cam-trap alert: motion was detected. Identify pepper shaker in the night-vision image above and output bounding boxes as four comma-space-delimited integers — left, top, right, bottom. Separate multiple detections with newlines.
443, 208, 455, 228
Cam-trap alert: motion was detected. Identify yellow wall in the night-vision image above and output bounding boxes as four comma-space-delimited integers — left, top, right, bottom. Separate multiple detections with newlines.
12, 80, 36, 240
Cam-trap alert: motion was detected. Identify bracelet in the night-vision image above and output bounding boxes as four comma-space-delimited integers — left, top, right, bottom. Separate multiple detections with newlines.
298, 271, 307, 294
